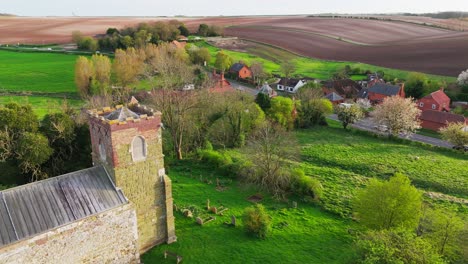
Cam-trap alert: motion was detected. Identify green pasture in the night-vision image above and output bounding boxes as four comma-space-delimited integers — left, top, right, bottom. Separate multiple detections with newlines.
0, 50, 79, 94
0, 96, 83, 118
142, 160, 357, 264
298, 120, 468, 217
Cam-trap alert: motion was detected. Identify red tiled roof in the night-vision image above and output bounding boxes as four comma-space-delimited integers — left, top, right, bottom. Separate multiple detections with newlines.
423, 89, 450, 111
419, 110, 466, 124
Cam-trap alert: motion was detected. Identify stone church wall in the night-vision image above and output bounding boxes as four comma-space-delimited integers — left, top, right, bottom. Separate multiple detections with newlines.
0, 203, 139, 264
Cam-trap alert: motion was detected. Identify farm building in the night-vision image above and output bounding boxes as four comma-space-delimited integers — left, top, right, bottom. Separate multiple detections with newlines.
229, 63, 252, 79
419, 110, 467, 131
325, 92, 345, 105
322, 79, 362, 99
258, 82, 277, 98
359, 83, 405, 104
277, 78, 306, 93
0, 103, 176, 263
417, 89, 450, 112
210, 71, 235, 93
171, 40, 187, 49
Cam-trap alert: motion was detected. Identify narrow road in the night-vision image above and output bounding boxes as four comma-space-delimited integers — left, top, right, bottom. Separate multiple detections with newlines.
227, 79, 259, 96
328, 114, 453, 149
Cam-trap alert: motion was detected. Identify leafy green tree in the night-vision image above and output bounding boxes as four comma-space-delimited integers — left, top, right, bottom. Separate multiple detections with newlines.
356, 229, 446, 264
296, 98, 333, 128
418, 208, 465, 260
405, 72, 427, 99
198, 23, 209, 37
16, 132, 53, 181
120, 35, 134, 49
0, 103, 38, 135
353, 173, 422, 230
440, 122, 468, 148
178, 25, 190, 36
268, 96, 295, 129
77, 36, 98, 51
243, 204, 272, 239
255, 92, 271, 111
106, 28, 119, 35
189, 47, 211, 65
335, 104, 364, 129
214, 51, 233, 73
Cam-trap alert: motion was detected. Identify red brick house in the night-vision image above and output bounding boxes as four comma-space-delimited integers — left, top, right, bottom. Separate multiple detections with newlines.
210, 71, 235, 93
171, 40, 187, 49
360, 83, 405, 104
322, 79, 362, 99
419, 110, 467, 131
229, 63, 252, 79
417, 89, 450, 112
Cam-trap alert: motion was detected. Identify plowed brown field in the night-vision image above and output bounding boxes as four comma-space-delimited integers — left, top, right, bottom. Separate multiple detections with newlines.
1, 16, 467, 76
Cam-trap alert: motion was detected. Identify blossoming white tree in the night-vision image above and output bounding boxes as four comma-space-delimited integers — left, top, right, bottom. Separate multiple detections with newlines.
372, 96, 421, 137
457, 69, 468, 86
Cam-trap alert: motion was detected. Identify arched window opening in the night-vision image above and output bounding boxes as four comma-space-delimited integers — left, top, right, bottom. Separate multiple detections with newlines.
99, 139, 106, 162
132, 136, 147, 161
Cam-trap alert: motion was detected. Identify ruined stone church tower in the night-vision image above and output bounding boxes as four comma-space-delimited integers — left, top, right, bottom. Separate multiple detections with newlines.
88, 103, 176, 253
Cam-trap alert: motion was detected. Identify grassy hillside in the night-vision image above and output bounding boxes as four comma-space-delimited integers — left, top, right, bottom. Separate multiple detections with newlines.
142, 160, 357, 264
0, 50, 78, 94
298, 120, 468, 217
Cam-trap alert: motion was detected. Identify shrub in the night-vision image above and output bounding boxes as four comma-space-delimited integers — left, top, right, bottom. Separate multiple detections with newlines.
243, 204, 272, 239
197, 149, 232, 168
292, 169, 323, 200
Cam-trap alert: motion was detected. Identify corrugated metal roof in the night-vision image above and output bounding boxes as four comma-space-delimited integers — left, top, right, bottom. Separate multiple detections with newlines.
0, 166, 127, 248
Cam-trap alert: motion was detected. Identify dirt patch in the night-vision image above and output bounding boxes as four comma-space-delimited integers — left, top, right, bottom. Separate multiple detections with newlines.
247, 194, 263, 203
208, 39, 254, 52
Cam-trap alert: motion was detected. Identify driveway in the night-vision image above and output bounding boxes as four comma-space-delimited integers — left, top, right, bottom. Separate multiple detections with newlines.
328, 114, 453, 149
228, 79, 259, 96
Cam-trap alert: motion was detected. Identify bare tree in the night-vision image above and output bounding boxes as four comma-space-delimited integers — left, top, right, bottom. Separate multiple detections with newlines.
280, 60, 296, 78
244, 121, 299, 199
372, 96, 421, 137
250, 61, 266, 85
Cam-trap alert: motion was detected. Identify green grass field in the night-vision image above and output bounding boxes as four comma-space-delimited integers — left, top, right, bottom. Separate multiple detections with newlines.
298, 120, 468, 217
0, 96, 82, 118
142, 160, 357, 264
142, 122, 467, 263
0, 50, 79, 94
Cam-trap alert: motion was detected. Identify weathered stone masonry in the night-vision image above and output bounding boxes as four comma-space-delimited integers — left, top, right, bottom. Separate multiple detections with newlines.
88, 105, 176, 253
0, 203, 139, 264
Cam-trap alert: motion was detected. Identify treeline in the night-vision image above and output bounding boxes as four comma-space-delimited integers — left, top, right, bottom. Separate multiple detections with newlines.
402, 11, 468, 19
0, 102, 92, 186
72, 20, 223, 51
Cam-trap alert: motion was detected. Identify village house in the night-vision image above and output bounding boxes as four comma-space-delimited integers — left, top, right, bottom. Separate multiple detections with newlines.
322, 79, 362, 99
0, 102, 176, 263
258, 82, 277, 97
419, 110, 467, 131
359, 83, 405, 104
276, 78, 306, 93
229, 63, 252, 80
171, 40, 187, 49
210, 70, 235, 93
417, 88, 450, 112
325, 92, 345, 105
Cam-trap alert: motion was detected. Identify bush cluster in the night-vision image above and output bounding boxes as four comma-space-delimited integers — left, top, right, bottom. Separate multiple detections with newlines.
243, 204, 271, 239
